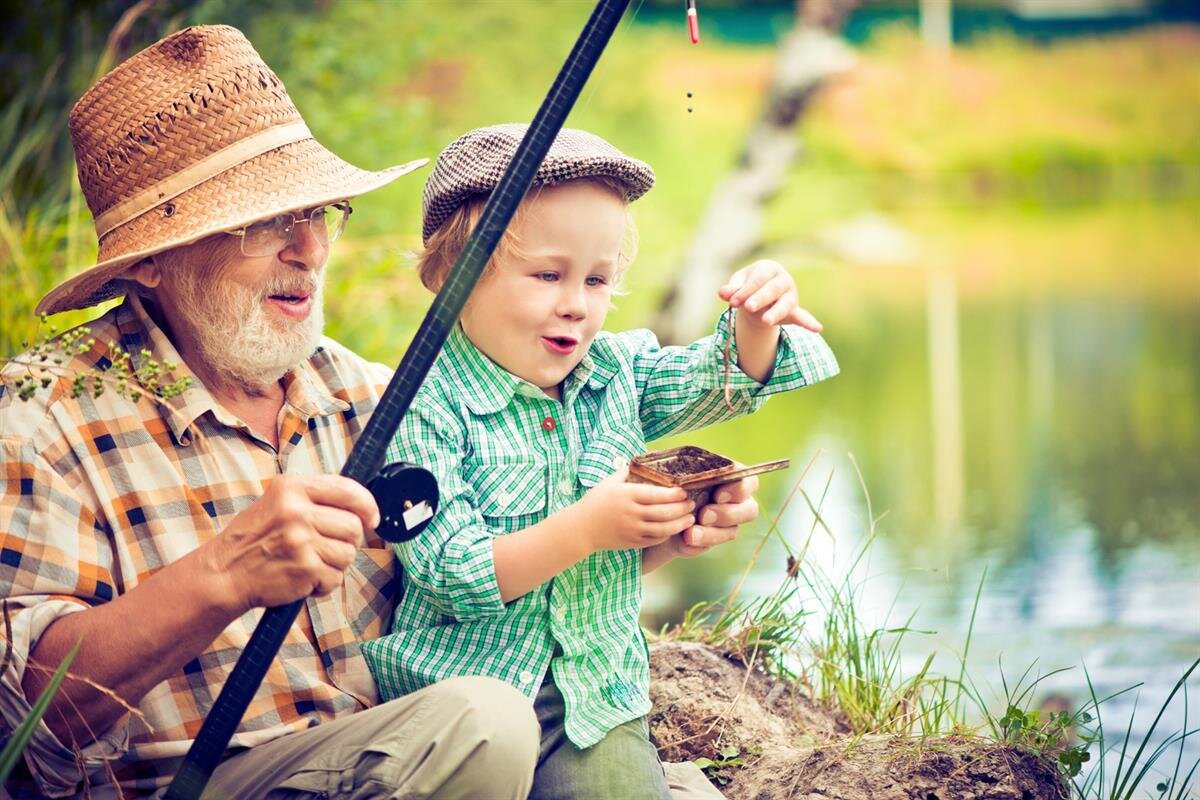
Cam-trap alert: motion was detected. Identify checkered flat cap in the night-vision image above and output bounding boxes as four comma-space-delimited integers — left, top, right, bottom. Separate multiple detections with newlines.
422, 123, 655, 243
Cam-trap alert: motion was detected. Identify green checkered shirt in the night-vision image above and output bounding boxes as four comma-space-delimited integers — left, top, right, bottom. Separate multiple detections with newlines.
361, 312, 838, 747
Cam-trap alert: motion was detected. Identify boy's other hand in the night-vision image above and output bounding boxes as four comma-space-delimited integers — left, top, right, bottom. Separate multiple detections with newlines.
575, 468, 696, 552
672, 473, 760, 558
719, 260, 822, 332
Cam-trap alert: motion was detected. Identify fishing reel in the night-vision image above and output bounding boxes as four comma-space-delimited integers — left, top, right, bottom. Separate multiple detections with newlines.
366, 461, 439, 543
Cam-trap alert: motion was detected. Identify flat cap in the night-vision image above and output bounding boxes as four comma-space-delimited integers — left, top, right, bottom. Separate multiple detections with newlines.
421, 123, 655, 243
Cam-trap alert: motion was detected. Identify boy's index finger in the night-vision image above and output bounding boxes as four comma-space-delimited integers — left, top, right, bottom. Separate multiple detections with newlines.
628, 482, 688, 504
729, 279, 764, 307
718, 265, 752, 299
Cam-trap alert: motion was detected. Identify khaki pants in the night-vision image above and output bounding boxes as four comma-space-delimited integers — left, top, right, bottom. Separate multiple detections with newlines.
195, 676, 538, 800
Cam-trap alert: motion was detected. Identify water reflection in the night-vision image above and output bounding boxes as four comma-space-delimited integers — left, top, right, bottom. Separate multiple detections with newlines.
642, 202, 1200, 783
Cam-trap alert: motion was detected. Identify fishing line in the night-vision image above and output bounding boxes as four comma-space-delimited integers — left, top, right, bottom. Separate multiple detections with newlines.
573, 0, 646, 117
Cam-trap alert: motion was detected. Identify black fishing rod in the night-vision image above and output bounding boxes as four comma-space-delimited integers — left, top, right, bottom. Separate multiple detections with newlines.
164, 2, 631, 797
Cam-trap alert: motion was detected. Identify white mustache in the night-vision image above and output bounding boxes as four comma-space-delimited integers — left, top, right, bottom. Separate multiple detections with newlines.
259, 274, 322, 298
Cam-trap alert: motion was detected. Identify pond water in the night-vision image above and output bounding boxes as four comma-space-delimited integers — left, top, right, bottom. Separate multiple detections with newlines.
641, 200, 1200, 787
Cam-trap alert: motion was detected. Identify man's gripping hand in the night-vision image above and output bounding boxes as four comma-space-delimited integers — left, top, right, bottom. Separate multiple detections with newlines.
202, 475, 380, 613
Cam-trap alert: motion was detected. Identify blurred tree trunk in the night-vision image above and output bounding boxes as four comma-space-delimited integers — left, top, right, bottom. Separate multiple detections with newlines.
650, 1, 859, 344
920, 0, 954, 52
798, 0, 859, 30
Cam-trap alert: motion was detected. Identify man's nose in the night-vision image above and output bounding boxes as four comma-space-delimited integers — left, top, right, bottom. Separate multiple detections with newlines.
279, 219, 325, 269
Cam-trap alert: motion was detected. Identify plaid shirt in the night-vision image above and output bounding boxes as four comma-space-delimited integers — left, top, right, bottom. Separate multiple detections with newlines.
0, 295, 396, 798
361, 313, 838, 748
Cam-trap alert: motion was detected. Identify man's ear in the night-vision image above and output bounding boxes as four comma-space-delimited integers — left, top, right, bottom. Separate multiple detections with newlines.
125, 257, 162, 289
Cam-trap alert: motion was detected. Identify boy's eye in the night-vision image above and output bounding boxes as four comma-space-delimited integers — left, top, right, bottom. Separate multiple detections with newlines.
585, 275, 608, 287
534, 271, 559, 282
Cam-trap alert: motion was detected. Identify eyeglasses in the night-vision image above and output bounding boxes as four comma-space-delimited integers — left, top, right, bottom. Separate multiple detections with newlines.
227, 202, 352, 257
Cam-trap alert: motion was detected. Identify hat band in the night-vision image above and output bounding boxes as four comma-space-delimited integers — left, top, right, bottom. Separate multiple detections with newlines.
93, 120, 313, 238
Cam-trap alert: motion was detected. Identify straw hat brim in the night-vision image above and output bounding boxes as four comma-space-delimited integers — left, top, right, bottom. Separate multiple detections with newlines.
36, 138, 427, 316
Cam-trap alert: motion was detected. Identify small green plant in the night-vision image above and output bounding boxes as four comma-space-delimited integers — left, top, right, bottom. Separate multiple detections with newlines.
997, 702, 1093, 778
3, 317, 192, 404
790, 458, 944, 736
964, 657, 1094, 776
693, 744, 761, 787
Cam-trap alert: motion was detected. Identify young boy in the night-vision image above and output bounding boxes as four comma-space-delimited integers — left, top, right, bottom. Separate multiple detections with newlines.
361, 124, 838, 798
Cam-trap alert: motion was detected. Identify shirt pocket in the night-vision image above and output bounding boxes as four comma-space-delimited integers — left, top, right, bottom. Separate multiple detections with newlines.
463, 457, 548, 534
578, 424, 646, 488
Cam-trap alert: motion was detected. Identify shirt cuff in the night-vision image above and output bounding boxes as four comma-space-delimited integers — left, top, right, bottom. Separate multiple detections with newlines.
0, 599, 130, 797
442, 528, 506, 621
399, 526, 506, 623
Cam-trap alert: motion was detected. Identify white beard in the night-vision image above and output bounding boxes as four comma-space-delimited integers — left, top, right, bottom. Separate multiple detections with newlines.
170, 268, 326, 394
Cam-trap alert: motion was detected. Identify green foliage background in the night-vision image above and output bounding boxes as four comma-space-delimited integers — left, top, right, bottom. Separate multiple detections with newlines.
5, 4, 1198, 362
1, 2, 766, 360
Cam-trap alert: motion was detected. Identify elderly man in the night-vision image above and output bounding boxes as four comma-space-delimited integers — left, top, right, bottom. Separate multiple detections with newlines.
0, 24, 760, 800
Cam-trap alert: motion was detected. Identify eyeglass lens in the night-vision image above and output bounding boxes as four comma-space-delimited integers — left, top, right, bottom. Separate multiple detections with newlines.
240, 205, 349, 257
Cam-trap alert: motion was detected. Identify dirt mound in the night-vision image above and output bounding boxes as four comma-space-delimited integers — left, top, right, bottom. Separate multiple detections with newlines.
650, 641, 1067, 800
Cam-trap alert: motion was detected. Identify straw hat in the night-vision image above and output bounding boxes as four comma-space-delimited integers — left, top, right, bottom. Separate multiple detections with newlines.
37, 24, 427, 316
421, 123, 654, 243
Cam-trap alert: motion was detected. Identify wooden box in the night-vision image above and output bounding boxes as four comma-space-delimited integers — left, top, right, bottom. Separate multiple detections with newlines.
628, 445, 789, 508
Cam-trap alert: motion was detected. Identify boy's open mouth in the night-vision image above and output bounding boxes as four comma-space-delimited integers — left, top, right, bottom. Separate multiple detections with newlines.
542, 335, 579, 355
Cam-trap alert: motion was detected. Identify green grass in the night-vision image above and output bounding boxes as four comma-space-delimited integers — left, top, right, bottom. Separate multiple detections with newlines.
1072, 660, 1200, 800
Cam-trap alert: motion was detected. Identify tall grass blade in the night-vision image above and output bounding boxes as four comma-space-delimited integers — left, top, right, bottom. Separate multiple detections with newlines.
0, 640, 81, 784
954, 567, 987, 723
1109, 657, 1199, 800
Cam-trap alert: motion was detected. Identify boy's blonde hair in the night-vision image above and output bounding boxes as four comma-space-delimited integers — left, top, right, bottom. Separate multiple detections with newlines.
416, 176, 638, 294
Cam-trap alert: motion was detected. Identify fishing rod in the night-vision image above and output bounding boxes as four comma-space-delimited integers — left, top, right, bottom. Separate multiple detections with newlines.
164, 2, 632, 797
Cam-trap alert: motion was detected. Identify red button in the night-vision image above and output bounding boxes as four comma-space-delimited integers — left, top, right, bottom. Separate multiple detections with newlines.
542, 417, 557, 432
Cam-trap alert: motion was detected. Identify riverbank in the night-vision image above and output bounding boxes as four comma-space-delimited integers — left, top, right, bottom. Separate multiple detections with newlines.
650, 641, 1069, 799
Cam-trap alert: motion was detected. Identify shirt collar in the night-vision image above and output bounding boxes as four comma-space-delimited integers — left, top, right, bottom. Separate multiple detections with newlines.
444, 323, 522, 415
444, 323, 622, 415
581, 341, 619, 392
117, 294, 349, 444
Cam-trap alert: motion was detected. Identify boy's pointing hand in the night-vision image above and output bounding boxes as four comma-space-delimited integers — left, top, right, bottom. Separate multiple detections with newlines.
719, 260, 822, 332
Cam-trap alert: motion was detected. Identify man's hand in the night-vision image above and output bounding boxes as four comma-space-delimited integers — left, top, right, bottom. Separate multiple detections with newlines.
642, 473, 760, 572
204, 474, 381, 613
572, 468, 696, 553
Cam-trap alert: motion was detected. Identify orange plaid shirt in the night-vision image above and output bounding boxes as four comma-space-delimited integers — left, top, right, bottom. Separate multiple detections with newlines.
0, 295, 397, 798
